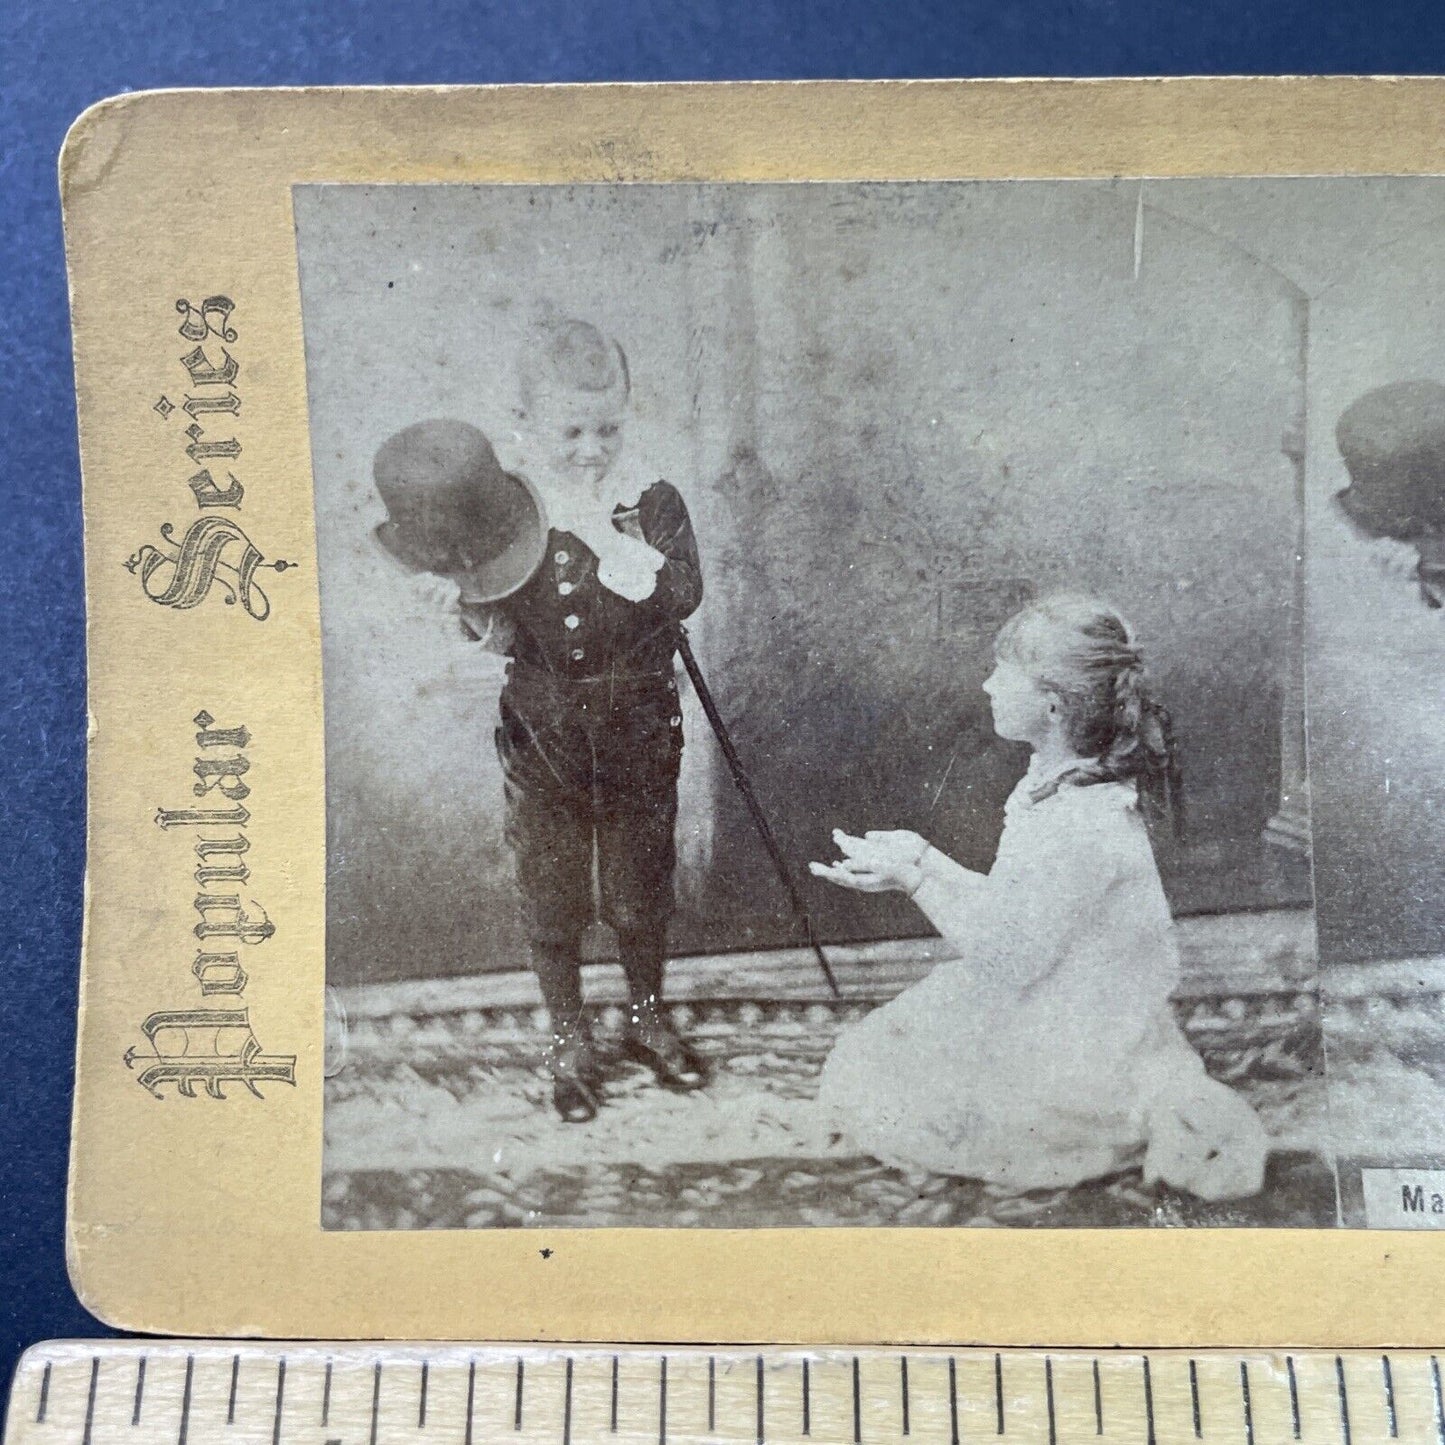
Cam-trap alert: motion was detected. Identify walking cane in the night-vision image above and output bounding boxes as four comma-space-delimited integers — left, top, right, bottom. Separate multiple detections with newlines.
368, 420, 841, 998
675, 626, 841, 999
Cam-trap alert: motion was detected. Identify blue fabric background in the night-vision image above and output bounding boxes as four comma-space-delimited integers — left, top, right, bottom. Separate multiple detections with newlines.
3, 0, 1443, 1382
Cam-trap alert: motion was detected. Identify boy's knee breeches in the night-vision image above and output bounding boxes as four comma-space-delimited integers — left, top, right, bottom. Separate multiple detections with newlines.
496, 670, 683, 946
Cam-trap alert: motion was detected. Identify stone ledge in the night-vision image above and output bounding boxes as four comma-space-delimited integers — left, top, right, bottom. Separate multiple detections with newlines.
334, 908, 1322, 1023
1322, 956, 1445, 1000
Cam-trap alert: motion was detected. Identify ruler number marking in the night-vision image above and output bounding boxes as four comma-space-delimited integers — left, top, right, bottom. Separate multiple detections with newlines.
81, 1358, 99, 1445
34, 1362, 50, 1426
1431, 1356, 1445, 1445
563, 1357, 574, 1445
272, 1356, 286, 1445
1045, 1357, 1057, 1445
177, 1355, 194, 1445
131, 1356, 146, 1428
1337, 1355, 1353, 1445
756, 1355, 764, 1445
1143, 1356, 1156, 1445
948, 1357, 958, 1445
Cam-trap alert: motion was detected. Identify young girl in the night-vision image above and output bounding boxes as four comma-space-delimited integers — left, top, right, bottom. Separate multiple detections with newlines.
809, 594, 1269, 1202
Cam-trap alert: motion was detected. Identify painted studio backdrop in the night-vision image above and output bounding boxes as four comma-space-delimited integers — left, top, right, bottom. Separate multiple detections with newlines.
294, 180, 1312, 988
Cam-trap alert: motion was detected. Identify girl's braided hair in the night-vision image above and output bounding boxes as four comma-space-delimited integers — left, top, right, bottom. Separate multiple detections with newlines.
994, 593, 1184, 840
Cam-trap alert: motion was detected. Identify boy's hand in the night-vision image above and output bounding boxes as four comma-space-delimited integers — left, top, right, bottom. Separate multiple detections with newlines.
571, 518, 664, 602
405, 571, 462, 615
596, 552, 663, 602
1359, 533, 1421, 581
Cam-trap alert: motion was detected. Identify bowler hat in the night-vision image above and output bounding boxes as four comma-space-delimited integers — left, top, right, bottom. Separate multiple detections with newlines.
1335, 380, 1445, 541
372, 419, 547, 604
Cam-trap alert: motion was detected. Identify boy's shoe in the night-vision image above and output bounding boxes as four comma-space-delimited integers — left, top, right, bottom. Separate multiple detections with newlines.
543, 1028, 602, 1124
622, 1009, 708, 1091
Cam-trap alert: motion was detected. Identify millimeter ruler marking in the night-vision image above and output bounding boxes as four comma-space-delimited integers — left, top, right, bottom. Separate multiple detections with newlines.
8, 1343, 1445, 1445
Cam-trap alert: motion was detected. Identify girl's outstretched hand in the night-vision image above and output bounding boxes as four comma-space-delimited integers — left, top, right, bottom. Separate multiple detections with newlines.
809, 829, 925, 894
862, 829, 930, 869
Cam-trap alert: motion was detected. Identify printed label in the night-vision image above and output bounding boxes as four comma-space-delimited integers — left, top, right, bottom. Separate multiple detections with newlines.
1361, 1169, 1445, 1229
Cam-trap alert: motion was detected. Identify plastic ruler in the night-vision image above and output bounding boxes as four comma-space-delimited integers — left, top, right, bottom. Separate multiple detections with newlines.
6, 1342, 1445, 1444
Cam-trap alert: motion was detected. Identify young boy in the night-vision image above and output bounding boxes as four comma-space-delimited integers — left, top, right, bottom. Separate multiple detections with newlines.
1334, 379, 1445, 610
457, 318, 706, 1123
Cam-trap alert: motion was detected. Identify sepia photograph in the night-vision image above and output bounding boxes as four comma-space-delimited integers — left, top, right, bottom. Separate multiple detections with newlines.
293, 177, 1443, 1232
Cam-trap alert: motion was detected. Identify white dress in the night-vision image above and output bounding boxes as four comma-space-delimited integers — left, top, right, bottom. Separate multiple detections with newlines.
816, 761, 1269, 1201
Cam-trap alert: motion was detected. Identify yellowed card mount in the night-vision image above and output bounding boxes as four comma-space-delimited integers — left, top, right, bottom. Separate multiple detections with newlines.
62, 79, 1445, 1345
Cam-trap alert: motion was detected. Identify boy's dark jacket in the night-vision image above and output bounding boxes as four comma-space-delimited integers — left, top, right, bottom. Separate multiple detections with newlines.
460, 480, 703, 675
